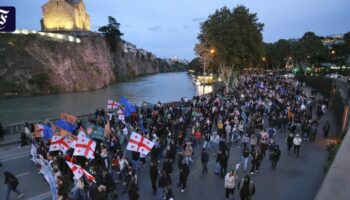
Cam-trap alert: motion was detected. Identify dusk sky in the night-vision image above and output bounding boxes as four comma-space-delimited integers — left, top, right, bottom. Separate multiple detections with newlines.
2, 0, 350, 60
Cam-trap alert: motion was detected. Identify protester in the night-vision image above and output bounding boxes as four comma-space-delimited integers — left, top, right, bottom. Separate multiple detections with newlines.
4, 171, 24, 200
201, 148, 209, 177
238, 175, 255, 200
293, 134, 302, 158
286, 133, 294, 154
178, 159, 189, 192
149, 161, 159, 194
323, 121, 331, 138
270, 145, 281, 170
224, 170, 237, 200
0, 122, 5, 141
250, 150, 262, 175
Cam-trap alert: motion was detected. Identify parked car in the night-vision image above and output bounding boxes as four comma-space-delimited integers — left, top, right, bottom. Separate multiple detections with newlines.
326, 73, 342, 79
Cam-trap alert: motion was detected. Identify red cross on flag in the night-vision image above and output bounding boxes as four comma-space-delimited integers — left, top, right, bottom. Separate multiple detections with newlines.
34, 124, 44, 138
107, 100, 119, 109
73, 136, 96, 159
66, 161, 95, 182
49, 135, 71, 154
126, 132, 154, 156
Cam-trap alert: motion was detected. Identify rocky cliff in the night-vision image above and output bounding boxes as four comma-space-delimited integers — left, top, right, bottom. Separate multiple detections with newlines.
0, 33, 183, 95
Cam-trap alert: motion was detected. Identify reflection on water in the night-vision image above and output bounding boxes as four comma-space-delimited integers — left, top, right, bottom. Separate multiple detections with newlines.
196, 85, 213, 96
0, 72, 200, 125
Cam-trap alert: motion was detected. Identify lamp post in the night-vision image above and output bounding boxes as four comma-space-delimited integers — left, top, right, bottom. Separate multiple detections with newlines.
202, 48, 215, 94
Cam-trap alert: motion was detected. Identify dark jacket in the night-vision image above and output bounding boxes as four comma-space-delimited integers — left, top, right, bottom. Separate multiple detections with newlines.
163, 160, 173, 174
4, 172, 19, 190
158, 174, 169, 188
149, 164, 158, 182
201, 150, 209, 163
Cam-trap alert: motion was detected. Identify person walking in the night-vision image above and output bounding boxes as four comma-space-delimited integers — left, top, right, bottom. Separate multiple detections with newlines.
250, 150, 262, 175
201, 148, 209, 177
184, 142, 193, 164
286, 133, 294, 154
270, 145, 281, 170
150, 161, 159, 194
241, 146, 250, 172
249, 134, 257, 154
224, 170, 237, 200
0, 122, 4, 141
177, 159, 189, 192
323, 121, 331, 138
293, 134, 302, 158
219, 151, 228, 178
158, 170, 170, 199
238, 175, 255, 200
4, 171, 24, 200
163, 159, 173, 184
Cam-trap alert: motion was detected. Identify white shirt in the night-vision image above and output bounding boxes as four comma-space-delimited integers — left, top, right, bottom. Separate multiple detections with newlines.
293, 137, 302, 146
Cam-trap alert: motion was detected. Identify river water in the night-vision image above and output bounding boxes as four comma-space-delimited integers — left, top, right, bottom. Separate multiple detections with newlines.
0, 72, 213, 125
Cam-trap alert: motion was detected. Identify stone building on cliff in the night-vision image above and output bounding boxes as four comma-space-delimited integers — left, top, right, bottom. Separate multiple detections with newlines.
41, 0, 90, 32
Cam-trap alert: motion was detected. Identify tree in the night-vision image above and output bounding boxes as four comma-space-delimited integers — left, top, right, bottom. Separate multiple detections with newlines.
187, 57, 202, 74
293, 32, 324, 65
98, 16, 123, 51
198, 5, 264, 91
265, 39, 292, 69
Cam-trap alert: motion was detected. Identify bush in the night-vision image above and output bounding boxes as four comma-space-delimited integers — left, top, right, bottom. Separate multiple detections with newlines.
28, 73, 49, 89
325, 142, 341, 171
0, 81, 27, 95
295, 74, 333, 98
329, 92, 345, 133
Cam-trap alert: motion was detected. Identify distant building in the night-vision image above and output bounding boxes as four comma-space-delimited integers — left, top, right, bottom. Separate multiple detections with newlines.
322, 34, 345, 47
41, 0, 90, 32
123, 42, 137, 53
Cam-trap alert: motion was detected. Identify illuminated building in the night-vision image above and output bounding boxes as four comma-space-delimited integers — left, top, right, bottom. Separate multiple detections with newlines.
41, 0, 90, 32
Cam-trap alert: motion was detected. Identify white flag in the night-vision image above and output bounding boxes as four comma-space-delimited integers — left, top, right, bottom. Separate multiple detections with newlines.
73, 136, 96, 159
49, 135, 62, 152
126, 132, 154, 155
66, 161, 96, 182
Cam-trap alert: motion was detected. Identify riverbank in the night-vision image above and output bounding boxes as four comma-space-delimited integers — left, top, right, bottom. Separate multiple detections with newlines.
0, 33, 186, 96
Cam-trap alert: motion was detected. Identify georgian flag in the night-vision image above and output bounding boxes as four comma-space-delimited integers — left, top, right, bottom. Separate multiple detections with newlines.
66, 161, 95, 182
126, 132, 154, 156
49, 135, 71, 154
73, 136, 96, 159
107, 100, 119, 109
34, 124, 44, 138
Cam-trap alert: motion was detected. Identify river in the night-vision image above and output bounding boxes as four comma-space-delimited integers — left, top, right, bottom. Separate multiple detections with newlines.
0, 72, 213, 125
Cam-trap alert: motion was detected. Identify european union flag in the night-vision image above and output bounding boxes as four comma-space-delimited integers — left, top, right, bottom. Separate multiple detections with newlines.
120, 96, 129, 106
43, 125, 53, 140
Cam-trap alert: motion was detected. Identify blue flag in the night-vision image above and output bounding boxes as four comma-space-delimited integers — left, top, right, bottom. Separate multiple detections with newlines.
120, 96, 129, 105
55, 119, 76, 133
43, 125, 53, 140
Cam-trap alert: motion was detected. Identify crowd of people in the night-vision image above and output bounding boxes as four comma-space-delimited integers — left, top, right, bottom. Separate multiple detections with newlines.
4, 72, 332, 200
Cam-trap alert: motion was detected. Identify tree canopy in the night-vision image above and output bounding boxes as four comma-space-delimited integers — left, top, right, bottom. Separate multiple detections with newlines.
98, 16, 123, 51
198, 5, 264, 68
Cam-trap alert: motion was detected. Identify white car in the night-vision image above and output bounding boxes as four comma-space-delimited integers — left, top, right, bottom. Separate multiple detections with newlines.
284, 73, 295, 78
327, 74, 342, 79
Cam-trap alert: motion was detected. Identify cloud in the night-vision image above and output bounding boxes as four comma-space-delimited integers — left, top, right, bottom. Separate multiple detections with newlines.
192, 17, 204, 22
149, 25, 162, 31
